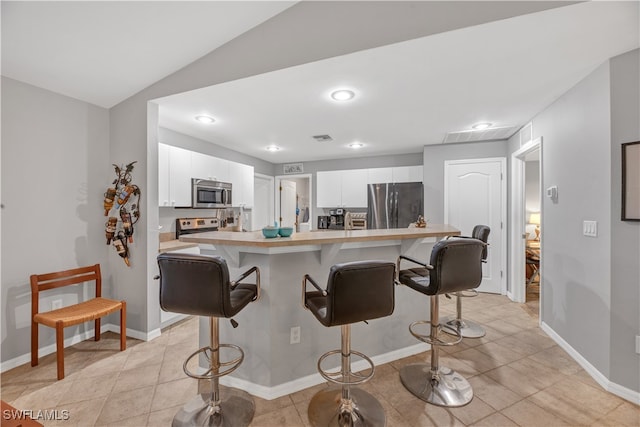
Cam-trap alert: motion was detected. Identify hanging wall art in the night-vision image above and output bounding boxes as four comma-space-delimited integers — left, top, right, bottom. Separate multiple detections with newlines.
103, 161, 141, 266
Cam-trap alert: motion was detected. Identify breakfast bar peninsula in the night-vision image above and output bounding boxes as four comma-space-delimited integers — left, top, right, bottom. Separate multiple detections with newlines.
179, 225, 460, 399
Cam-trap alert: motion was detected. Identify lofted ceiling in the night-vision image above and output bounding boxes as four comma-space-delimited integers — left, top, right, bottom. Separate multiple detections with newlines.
2, 2, 638, 164
1, 1, 296, 108
155, 1, 638, 163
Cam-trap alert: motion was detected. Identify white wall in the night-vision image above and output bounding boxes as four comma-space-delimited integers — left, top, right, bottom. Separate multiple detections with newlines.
1, 77, 110, 363
528, 61, 613, 376
609, 49, 640, 392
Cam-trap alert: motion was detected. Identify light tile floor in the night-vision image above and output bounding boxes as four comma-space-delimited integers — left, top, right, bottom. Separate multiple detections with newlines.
2, 293, 638, 426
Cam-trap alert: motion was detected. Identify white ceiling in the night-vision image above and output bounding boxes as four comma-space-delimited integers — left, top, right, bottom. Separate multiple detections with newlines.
2, 2, 638, 165
1, 1, 296, 108
156, 1, 638, 163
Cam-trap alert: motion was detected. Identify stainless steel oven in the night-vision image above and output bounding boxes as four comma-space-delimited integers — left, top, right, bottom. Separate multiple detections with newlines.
192, 179, 232, 208
176, 217, 219, 239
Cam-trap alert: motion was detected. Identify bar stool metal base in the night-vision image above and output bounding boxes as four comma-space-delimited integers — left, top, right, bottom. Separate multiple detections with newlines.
399, 363, 473, 407
441, 316, 486, 339
308, 387, 386, 427
172, 388, 255, 427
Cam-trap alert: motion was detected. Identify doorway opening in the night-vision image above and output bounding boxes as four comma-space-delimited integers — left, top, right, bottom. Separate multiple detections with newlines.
509, 137, 542, 307
275, 174, 313, 232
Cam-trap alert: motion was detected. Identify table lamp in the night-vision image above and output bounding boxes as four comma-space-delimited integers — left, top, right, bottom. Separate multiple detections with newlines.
529, 212, 541, 241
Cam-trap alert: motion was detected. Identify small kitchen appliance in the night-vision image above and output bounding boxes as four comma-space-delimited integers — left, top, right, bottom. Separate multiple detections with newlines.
345, 212, 367, 230
176, 217, 219, 239
328, 208, 345, 230
191, 178, 232, 208
317, 215, 330, 229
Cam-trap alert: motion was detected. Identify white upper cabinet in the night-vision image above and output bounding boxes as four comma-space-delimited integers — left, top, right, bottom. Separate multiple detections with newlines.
168, 145, 193, 207
317, 165, 423, 208
392, 165, 423, 183
367, 167, 393, 184
158, 143, 170, 207
192, 151, 229, 183
317, 170, 367, 208
317, 171, 343, 208
341, 169, 368, 208
158, 144, 253, 208
228, 161, 254, 208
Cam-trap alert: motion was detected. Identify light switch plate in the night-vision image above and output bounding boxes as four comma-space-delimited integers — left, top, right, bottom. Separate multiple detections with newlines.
583, 220, 597, 237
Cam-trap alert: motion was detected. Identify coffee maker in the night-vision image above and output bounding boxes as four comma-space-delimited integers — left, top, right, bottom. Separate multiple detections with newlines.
328, 208, 345, 230
317, 215, 330, 229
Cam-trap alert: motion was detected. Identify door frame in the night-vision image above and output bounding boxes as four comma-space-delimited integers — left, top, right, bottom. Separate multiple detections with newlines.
275, 174, 313, 230
444, 157, 507, 295
509, 137, 542, 303
253, 173, 275, 231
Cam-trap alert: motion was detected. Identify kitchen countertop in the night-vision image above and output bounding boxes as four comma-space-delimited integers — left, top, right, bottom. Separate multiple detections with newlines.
158, 239, 199, 253
179, 224, 460, 247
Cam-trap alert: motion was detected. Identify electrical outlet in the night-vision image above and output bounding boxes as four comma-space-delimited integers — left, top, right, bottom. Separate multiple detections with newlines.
52, 299, 63, 310
290, 326, 301, 344
636, 336, 640, 355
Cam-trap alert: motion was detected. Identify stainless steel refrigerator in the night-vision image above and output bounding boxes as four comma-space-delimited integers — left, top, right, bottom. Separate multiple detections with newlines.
367, 182, 424, 229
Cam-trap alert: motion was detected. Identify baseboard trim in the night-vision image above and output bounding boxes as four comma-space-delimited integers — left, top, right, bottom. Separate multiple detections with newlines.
1, 323, 159, 373
221, 342, 430, 400
540, 321, 639, 405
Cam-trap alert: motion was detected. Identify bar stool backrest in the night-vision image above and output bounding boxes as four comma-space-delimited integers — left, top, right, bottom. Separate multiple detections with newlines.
428, 238, 485, 295
325, 261, 395, 326
472, 225, 491, 261
157, 253, 234, 318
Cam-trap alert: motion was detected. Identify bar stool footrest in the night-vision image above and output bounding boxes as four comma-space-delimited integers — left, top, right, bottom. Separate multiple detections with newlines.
172, 388, 255, 427
456, 289, 479, 298
317, 349, 375, 385
441, 316, 486, 338
408, 320, 463, 346
399, 363, 473, 407
183, 343, 244, 380
308, 386, 386, 427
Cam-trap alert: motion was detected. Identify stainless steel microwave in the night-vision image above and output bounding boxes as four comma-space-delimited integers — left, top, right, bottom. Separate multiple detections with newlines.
192, 179, 232, 208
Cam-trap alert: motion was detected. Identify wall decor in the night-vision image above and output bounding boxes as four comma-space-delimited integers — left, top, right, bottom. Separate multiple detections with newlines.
622, 141, 640, 221
283, 163, 304, 174
103, 161, 141, 265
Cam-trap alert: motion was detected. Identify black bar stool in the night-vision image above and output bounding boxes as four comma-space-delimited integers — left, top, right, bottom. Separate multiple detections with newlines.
157, 253, 260, 427
302, 261, 396, 427
396, 238, 485, 407
441, 225, 491, 338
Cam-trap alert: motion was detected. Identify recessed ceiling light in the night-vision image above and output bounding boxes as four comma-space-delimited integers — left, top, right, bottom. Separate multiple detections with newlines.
331, 90, 355, 101
266, 145, 280, 152
472, 122, 492, 130
348, 142, 364, 149
195, 115, 215, 124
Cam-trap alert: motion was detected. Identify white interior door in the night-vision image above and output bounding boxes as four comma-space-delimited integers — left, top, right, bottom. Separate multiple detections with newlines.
445, 158, 506, 294
253, 174, 274, 230
280, 180, 297, 228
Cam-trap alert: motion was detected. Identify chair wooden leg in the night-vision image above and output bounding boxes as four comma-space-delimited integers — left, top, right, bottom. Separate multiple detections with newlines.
31, 321, 38, 367
120, 301, 127, 351
95, 318, 101, 341
56, 321, 64, 380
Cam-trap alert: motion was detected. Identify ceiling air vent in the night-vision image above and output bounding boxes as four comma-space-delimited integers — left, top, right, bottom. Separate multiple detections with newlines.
443, 126, 518, 144
312, 134, 333, 142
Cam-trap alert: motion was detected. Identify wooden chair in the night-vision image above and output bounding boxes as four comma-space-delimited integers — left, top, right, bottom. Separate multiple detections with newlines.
31, 264, 126, 380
